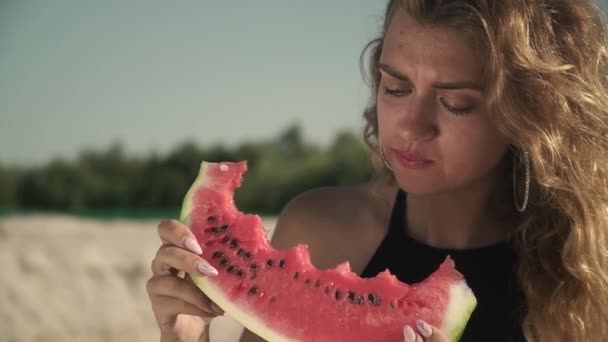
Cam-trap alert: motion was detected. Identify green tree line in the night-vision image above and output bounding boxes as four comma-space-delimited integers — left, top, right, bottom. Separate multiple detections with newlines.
0, 125, 374, 217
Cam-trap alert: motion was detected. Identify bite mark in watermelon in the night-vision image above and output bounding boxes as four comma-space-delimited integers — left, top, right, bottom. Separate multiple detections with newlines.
180, 161, 477, 342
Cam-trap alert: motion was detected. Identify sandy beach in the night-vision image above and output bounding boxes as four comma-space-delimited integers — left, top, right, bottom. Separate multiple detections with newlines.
0, 214, 277, 342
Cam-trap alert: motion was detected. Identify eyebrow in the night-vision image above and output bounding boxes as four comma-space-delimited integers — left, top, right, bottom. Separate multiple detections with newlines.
378, 63, 484, 91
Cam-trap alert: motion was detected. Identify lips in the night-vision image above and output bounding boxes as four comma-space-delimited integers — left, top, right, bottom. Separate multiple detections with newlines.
393, 149, 433, 163
390, 148, 434, 170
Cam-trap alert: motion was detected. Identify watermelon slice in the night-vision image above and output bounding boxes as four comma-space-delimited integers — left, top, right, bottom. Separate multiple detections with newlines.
179, 161, 477, 342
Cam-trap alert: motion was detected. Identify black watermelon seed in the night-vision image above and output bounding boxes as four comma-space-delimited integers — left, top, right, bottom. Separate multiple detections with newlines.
219, 257, 229, 266
357, 295, 365, 305
207, 216, 217, 222
293, 271, 300, 280
324, 286, 330, 295
266, 259, 274, 268
249, 263, 259, 271
248, 286, 259, 295
347, 291, 356, 302
314, 280, 321, 288
221, 235, 230, 244
227, 265, 237, 273
243, 252, 252, 260
237, 248, 246, 256
390, 301, 396, 309
335, 290, 343, 300
229, 239, 239, 249
212, 251, 223, 259
304, 279, 312, 285
236, 270, 244, 278
368, 294, 381, 306
211, 225, 228, 234
279, 259, 286, 268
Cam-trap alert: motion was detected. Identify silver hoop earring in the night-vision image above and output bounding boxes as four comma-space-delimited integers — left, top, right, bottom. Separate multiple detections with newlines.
513, 151, 530, 212
379, 145, 393, 171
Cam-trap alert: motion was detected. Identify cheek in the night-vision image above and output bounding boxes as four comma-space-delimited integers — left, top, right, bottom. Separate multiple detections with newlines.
440, 121, 510, 180
376, 98, 399, 136
376, 99, 390, 136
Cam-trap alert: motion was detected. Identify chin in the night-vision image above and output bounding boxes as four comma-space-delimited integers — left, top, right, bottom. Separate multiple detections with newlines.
393, 175, 445, 196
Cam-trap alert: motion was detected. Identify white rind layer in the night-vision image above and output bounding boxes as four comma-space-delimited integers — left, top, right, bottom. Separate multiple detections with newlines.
181, 161, 477, 342
180, 162, 296, 341
193, 273, 476, 342
441, 281, 478, 341
190, 274, 298, 342
178, 162, 209, 223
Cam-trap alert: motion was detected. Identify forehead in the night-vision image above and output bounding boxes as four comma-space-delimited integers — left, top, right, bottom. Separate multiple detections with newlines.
382, 9, 483, 81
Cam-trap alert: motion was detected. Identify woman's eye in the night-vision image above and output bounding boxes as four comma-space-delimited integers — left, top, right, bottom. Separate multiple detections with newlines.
383, 87, 411, 97
381, 85, 476, 116
440, 98, 475, 116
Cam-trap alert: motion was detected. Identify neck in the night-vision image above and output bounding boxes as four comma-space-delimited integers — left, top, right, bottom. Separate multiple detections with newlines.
405, 174, 513, 250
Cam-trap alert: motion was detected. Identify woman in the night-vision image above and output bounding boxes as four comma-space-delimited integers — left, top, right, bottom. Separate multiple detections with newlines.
146, 0, 608, 341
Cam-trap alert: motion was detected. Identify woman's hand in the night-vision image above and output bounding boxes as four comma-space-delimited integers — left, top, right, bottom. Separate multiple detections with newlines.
403, 320, 450, 342
146, 219, 224, 342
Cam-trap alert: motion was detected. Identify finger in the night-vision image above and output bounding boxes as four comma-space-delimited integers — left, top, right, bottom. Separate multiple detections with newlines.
151, 244, 218, 277
185, 274, 225, 315
147, 274, 223, 316
404, 325, 417, 342
152, 295, 217, 325
415, 320, 449, 342
416, 320, 433, 339
157, 219, 202, 255
184, 277, 224, 316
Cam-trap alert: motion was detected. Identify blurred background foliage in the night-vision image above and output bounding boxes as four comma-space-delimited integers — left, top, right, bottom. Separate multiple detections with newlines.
0, 124, 374, 218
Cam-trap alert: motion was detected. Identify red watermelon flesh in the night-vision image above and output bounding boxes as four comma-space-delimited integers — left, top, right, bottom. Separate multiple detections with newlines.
180, 161, 477, 342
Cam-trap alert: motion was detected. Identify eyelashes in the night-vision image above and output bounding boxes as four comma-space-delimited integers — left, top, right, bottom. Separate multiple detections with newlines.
383, 87, 411, 97
382, 87, 475, 116
439, 98, 474, 115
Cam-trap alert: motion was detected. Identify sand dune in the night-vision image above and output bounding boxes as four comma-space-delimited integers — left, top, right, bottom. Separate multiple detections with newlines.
0, 214, 277, 342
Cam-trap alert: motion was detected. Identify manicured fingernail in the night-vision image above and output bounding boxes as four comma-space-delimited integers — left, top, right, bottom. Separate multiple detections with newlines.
211, 302, 224, 315
184, 236, 203, 255
417, 320, 433, 338
403, 325, 416, 342
197, 260, 218, 276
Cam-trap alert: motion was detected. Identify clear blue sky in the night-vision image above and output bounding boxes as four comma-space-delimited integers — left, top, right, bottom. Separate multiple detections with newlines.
2, 1, 608, 166
1, 0, 383, 166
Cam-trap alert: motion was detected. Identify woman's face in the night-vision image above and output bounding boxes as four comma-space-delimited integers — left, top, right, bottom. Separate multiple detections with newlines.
377, 9, 511, 195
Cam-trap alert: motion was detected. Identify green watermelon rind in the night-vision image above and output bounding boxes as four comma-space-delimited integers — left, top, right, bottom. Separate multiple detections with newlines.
180, 161, 478, 342
442, 281, 478, 341
190, 277, 476, 342
190, 273, 298, 342
179, 161, 297, 341
178, 161, 209, 224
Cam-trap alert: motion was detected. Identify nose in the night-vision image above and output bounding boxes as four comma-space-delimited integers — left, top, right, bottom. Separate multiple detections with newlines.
396, 96, 438, 143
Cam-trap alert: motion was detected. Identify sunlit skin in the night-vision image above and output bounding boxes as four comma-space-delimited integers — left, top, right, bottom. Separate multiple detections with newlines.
146, 8, 518, 342
378, 9, 513, 252
375, 9, 516, 341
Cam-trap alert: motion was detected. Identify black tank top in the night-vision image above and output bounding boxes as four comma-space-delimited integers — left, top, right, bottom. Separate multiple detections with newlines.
361, 190, 527, 341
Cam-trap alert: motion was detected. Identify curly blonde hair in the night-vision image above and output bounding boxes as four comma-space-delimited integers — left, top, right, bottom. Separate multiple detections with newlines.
360, 1, 608, 340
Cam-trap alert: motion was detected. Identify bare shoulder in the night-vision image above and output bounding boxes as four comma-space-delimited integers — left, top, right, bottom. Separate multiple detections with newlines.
269, 181, 397, 269
238, 181, 397, 342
